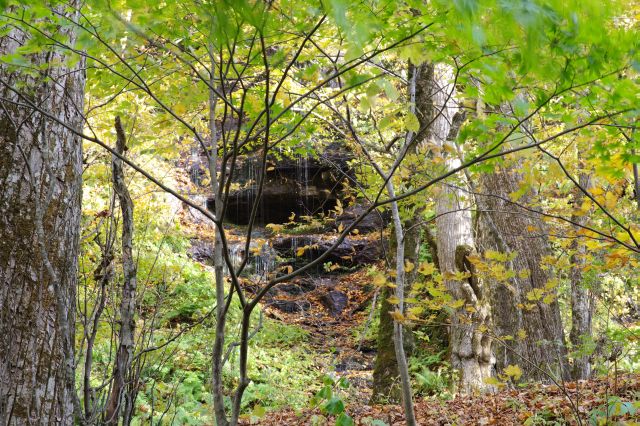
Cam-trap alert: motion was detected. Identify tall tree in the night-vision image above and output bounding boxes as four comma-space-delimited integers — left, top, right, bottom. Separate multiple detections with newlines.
430, 65, 494, 392
0, 2, 85, 423
105, 117, 138, 424
568, 171, 595, 380
478, 163, 570, 381
371, 62, 424, 403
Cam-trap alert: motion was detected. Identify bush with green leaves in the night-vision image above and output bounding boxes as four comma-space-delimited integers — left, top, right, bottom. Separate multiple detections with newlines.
310, 375, 355, 426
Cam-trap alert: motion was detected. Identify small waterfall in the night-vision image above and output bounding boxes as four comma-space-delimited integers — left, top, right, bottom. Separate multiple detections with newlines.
295, 153, 311, 216
303, 156, 309, 213
224, 239, 276, 280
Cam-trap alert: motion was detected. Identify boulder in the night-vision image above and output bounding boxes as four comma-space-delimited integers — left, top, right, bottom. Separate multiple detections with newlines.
332, 203, 386, 234
269, 299, 311, 313
188, 239, 213, 263
320, 290, 348, 316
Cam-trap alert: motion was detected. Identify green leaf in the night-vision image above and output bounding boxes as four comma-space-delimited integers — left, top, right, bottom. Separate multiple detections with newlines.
335, 413, 354, 426
323, 397, 345, 415
405, 112, 420, 133
337, 377, 350, 389
317, 385, 332, 400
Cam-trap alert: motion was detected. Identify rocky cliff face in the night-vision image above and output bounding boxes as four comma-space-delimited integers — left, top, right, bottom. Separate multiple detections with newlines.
180, 142, 387, 318
196, 144, 353, 225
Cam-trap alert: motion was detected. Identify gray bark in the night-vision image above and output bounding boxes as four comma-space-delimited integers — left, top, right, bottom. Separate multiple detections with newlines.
569, 172, 594, 380
478, 165, 570, 381
371, 63, 422, 403
105, 117, 138, 424
387, 183, 417, 426
431, 65, 494, 392
207, 72, 230, 426
0, 4, 85, 424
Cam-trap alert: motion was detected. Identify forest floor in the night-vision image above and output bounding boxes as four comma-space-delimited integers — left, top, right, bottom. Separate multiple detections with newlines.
179, 206, 639, 425
245, 372, 640, 425
246, 267, 640, 425
262, 266, 379, 405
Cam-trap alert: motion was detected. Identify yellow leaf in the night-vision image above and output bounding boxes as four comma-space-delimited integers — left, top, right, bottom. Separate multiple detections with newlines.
266, 223, 283, 233
518, 269, 530, 279
503, 365, 522, 381
406, 312, 419, 321
418, 262, 436, 276
405, 260, 415, 273
373, 274, 386, 287
517, 329, 527, 340
387, 296, 400, 304
390, 310, 405, 322
443, 142, 457, 154
449, 299, 465, 309
526, 288, 544, 301
296, 246, 306, 256
337, 223, 344, 233
351, 229, 359, 235
173, 103, 186, 115
604, 192, 617, 210
408, 306, 424, 316
483, 376, 503, 386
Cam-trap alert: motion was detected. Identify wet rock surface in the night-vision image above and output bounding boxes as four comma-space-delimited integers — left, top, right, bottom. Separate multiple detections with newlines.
269, 299, 311, 313
206, 144, 354, 225
272, 235, 383, 270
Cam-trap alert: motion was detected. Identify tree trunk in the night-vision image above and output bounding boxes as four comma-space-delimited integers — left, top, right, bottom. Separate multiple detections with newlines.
0, 4, 85, 424
386, 184, 417, 426
478, 166, 570, 381
431, 65, 494, 392
105, 117, 138, 424
206, 72, 231, 426
371, 63, 423, 403
569, 172, 594, 380
371, 286, 402, 403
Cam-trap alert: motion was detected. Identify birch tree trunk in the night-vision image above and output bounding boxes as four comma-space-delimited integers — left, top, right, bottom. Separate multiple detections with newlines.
431, 66, 494, 392
478, 166, 570, 381
0, 4, 85, 424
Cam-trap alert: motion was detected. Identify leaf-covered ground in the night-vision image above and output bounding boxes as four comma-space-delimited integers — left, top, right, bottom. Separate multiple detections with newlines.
244, 374, 639, 425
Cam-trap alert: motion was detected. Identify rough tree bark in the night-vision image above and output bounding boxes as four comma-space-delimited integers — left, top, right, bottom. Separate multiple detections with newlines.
105, 117, 138, 424
431, 65, 494, 392
478, 165, 570, 381
0, 3, 85, 424
372, 286, 402, 402
569, 172, 594, 380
